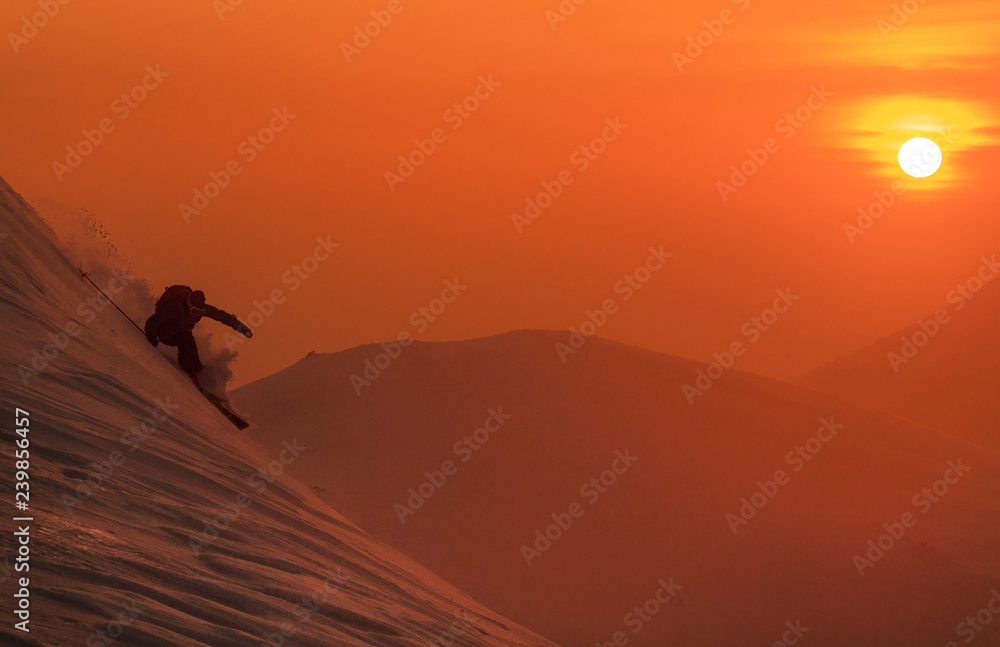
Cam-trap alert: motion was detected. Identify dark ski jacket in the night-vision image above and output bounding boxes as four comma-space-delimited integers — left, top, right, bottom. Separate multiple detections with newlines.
144, 301, 241, 343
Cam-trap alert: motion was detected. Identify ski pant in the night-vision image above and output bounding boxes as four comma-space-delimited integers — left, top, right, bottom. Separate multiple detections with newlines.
160, 331, 203, 376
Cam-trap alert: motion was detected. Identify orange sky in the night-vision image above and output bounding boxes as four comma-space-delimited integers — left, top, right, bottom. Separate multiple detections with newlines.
2, 0, 998, 386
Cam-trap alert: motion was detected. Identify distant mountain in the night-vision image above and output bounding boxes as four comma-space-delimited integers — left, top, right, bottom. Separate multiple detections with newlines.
801, 264, 1000, 448
234, 329, 1000, 647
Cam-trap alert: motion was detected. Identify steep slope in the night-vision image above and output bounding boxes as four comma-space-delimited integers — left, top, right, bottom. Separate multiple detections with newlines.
0, 176, 558, 647
234, 331, 1000, 647
801, 270, 1000, 448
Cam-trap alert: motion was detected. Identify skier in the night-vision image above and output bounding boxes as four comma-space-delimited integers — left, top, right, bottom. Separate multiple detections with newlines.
144, 286, 253, 389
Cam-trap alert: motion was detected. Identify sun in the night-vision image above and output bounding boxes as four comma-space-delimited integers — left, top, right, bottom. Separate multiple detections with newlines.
898, 137, 943, 178
834, 95, 1000, 187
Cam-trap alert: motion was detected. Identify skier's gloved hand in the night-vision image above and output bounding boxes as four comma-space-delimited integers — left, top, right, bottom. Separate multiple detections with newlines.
237, 323, 253, 339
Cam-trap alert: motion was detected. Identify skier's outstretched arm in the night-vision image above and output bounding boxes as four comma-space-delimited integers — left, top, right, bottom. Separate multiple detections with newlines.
204, 305, 253, 338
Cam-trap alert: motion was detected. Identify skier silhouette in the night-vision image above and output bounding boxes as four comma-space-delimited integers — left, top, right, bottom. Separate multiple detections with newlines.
144, 286, 252, 388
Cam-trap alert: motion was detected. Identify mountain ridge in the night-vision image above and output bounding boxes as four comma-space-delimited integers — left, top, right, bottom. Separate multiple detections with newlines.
233, 324, 1000, 647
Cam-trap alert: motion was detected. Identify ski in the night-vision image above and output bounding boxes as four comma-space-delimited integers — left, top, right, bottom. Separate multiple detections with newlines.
198, 388, 250, 430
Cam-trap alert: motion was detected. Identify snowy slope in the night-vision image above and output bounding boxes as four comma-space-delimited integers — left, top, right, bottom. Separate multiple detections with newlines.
0, 176, 558, 647
234, 332, 1000, 647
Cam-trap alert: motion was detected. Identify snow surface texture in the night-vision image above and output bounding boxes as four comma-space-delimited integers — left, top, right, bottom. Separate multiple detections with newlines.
0, 176, 558, 647
234, 333, 1000, 646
